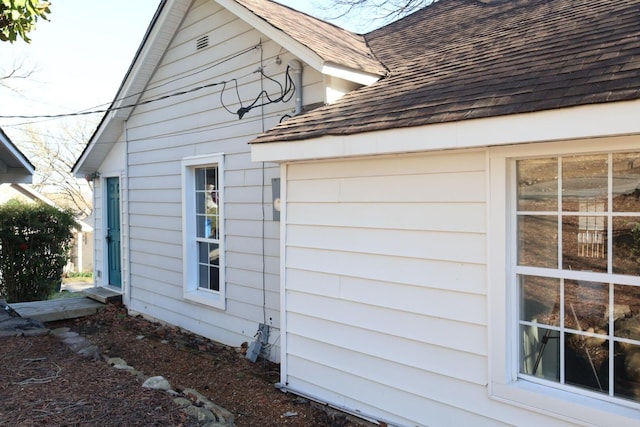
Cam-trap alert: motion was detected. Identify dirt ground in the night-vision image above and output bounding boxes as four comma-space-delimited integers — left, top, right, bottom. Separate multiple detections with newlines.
0, 303, 372, 427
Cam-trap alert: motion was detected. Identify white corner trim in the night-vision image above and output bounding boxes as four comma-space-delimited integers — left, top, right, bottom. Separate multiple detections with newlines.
251, 99, 640, 163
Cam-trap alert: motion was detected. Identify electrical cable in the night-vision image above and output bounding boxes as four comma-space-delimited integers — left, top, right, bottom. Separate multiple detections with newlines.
234, 65, 296, 119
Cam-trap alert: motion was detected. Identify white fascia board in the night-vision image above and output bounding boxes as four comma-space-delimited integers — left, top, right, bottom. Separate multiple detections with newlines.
72, 117, 124, 178
74, 0, 190, 178
251, 99, 640, 162
215, 0, 380, 85
215, 0, 325, 71
322, 62, 380, 86
13, 183, 56, 207
0, 134, 34, 176
111, 1, 189, 119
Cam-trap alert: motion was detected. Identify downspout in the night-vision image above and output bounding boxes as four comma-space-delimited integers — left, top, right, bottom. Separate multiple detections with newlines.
288, 60, 303, 115
125, 120, 132, 305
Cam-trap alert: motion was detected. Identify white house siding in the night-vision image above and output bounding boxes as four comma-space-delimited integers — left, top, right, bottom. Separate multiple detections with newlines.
95, 0, 325, 360
282, 150, 572, 426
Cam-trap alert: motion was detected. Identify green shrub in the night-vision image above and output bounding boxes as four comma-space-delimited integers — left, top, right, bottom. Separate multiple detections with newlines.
0, 199, 77, 303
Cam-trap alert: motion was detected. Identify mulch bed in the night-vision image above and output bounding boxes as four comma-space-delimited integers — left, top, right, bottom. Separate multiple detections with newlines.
0, 303, 370, 427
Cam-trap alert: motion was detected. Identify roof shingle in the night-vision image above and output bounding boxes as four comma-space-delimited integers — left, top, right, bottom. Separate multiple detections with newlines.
252, 0, 640, 144
235, 0, 386, 75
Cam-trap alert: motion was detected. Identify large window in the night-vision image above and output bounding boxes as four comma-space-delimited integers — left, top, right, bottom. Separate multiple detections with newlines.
182, 154, 225, 309
516, 153, 640, 405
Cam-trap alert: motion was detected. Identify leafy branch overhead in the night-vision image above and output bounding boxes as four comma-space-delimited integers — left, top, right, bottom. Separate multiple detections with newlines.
0, 0, 51, 43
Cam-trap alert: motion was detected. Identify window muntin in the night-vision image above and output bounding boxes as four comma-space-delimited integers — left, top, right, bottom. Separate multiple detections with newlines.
516, 153, 640, 405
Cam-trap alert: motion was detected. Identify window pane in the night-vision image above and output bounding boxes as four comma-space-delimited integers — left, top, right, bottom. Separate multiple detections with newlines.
521, 325, 560, 381
520, 275, 560, 326
195, 168, 206, 191
195, 165, 220, 240
614, 284, 640, 341
197, 242, 220, 291
564, 280, 608, 333
614, 342, 640, 402
517, 158, 558, 212
613, 217, 640, 276
518, 215, 558, 268
562, 215, 607, 273
198, 264, 210, 289
208, 264, 220, 292
612, 153, 640, 212
562, 155, 608, 212
565, 332, 608, 394
198, 241, 209, 264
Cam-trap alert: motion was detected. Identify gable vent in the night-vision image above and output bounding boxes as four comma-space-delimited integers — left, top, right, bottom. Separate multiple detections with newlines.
196, 35, 209, 50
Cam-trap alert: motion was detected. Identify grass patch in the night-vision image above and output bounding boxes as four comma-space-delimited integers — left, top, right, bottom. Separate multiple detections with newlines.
49, 290, 84, 300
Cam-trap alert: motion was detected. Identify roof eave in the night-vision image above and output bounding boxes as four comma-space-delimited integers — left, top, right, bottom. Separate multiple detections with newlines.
216, 0, 325, 70
251, 99, 640, 163
0, 127, 35, 183
216, 0, 383, 84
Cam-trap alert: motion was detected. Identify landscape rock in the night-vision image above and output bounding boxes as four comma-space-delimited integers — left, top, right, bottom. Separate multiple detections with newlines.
142, 375, 172, 391
63, 335, 90, 352
173, 397, 192, 408
0, 300, 49, 336
77, 344, 100, 360
21, 328, 50, 337
106, 357, 128, 366
49, 327, 71, 337
185, 405, 216, 423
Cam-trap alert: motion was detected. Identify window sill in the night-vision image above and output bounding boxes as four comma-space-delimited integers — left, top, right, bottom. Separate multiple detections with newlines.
183, 288, 225, 310
490, 380, 640, 426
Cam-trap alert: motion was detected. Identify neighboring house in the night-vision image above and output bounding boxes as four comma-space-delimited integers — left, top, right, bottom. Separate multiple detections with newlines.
72, 0, 383, 361
0, 183, 94, 273
249, 0, 640, 426
0, 127, 34, 184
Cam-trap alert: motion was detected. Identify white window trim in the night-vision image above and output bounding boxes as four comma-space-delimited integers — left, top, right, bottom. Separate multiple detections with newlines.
488, 136, 640, 426
181, 153, 225, 310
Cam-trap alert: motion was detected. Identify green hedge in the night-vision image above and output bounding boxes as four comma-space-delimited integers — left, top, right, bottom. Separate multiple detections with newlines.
0, 199, 77, 303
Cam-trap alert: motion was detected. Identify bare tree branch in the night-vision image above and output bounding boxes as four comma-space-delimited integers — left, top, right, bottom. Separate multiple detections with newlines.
317, 0, 436, 29
17, 121, 94, 217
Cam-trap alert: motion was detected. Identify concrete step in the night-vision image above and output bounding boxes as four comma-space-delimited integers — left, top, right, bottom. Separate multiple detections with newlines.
11, 297, 106, 323
82, 287, 122, 304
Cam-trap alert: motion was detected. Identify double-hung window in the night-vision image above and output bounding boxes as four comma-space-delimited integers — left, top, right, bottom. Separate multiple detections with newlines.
182, 153, 225, 309
490, 141, 640, 424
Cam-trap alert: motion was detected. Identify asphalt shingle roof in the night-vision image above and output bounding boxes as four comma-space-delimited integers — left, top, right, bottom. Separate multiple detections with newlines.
236, 0, 386, 75
252, 0, 640, 144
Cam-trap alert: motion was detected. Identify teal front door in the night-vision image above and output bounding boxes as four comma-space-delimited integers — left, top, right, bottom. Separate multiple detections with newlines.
106, 177, 122, 288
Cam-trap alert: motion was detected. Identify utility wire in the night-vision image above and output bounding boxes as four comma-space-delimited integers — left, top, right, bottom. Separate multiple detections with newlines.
78, 44, 261, 113
0, 44, 261, 121
0, 80, 229, 120
1, 59, 295, 122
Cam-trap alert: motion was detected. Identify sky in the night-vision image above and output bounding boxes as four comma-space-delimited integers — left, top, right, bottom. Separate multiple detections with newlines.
0, 0, 374, 148
0, 1, 162, 145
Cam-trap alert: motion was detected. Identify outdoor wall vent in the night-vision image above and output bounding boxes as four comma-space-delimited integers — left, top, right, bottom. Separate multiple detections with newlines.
196, 35, 209, 50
